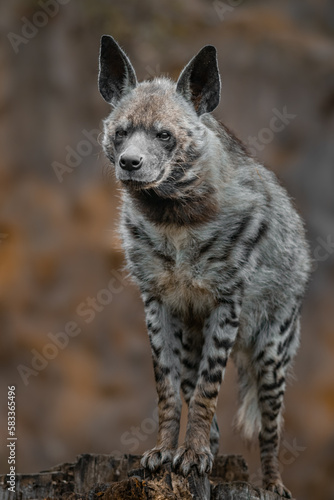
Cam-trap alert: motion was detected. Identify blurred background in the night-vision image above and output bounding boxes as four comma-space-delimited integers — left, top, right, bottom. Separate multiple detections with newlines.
0, 0, 334, 498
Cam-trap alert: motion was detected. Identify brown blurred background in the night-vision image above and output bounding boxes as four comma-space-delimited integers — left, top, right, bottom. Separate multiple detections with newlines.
0, 1, 334, 498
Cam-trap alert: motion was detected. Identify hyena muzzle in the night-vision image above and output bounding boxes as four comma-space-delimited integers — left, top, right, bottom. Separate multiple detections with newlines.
98, 35, 311, 498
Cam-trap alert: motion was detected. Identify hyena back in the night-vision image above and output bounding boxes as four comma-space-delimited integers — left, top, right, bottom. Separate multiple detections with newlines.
99, 35, 311, 498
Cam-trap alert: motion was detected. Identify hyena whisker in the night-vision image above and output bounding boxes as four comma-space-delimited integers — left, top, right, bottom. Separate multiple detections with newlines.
97, 131, 104, 147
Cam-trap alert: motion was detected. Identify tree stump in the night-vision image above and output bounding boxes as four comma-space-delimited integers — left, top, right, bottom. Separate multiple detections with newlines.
0, 454, 285, 499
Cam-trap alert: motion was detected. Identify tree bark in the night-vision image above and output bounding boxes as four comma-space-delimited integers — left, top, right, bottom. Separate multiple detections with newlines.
0, 454, 283, 499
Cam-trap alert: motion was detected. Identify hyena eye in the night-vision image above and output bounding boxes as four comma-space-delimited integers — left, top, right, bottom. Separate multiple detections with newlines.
157, 131, 171, 141
115, 129, 127, 139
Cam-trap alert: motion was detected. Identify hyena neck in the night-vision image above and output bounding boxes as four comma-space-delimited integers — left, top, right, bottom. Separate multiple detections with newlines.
125, 119, 230, 227
128, 181, 219, 226
128, 151, 221, 227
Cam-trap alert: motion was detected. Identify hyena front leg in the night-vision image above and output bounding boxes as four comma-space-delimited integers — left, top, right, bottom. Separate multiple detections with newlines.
141, 296, 182, 470
179, 328, 220, 457
255, 314, 300, 499
174, 297, 241, 475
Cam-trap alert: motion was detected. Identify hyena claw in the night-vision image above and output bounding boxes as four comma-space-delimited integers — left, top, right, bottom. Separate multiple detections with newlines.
173, 445, 213, 476
264, 479, 292, 498
141, 446, 174, 471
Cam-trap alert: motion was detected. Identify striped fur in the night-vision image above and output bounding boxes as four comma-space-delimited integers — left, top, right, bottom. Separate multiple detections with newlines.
99, 36, 311, 498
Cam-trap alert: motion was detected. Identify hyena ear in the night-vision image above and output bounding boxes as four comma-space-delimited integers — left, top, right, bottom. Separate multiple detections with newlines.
98, 35, 137, 105
176, 45, 221, 115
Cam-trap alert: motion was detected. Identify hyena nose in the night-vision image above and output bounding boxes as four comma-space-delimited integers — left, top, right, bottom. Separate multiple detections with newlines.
119, 154, 143, 172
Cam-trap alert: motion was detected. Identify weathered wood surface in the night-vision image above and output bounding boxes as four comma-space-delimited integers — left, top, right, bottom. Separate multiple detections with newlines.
0, 454, 283, 499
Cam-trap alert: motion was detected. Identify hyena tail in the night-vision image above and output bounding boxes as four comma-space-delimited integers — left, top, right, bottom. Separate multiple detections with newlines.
234, 378, 261, 443
233, 355, 262, 443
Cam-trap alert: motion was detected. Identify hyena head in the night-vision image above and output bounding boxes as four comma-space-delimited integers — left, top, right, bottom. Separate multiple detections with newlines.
98, 35, 221, 197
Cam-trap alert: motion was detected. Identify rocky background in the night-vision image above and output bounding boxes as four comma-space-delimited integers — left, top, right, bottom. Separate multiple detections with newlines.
0, 1, 333, 499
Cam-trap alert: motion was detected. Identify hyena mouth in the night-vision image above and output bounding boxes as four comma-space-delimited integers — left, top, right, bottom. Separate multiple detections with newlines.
120, 167, 166, 191
120, 179, 154, 190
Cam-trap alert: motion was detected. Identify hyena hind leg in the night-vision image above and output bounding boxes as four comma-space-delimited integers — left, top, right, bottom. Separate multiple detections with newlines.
255, 316, 300, 499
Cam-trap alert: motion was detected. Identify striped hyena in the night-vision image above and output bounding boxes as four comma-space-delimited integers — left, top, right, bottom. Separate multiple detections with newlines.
98, 35, 311, 497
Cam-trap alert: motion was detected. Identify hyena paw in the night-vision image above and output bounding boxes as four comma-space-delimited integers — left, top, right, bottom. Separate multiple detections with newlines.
141, 446, 174, 471
173, 444, 213, 476
264, 479, 292, 498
